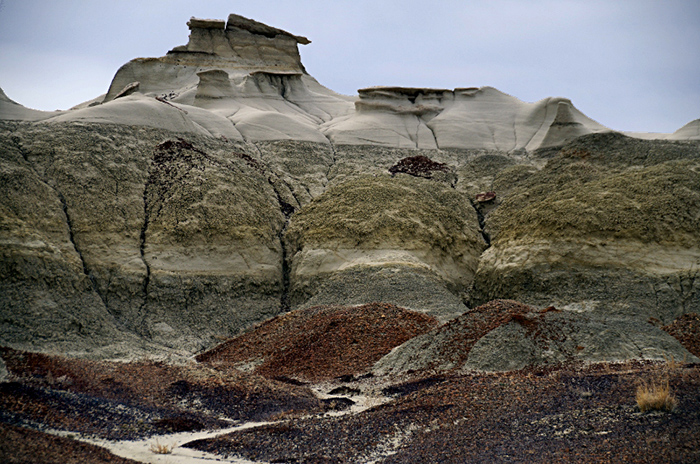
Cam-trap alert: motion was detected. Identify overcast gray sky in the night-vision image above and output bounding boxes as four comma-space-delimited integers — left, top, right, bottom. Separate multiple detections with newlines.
0, 0, 698, 133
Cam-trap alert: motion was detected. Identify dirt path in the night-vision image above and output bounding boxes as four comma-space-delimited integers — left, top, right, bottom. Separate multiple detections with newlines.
74, 422, 269, 464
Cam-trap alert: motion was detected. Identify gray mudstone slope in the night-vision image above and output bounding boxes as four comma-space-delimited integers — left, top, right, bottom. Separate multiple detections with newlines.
374, 301, 699, 376
2, 118, 699, 368
1, 121, 288, 356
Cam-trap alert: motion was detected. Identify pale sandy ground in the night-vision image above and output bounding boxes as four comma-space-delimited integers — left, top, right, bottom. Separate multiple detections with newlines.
67, 423, 268, 464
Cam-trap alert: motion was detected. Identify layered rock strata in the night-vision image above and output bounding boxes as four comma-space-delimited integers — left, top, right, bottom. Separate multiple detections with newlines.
0, 14, 699, 368
322, 86, 611, 150
284, 175, 487, 321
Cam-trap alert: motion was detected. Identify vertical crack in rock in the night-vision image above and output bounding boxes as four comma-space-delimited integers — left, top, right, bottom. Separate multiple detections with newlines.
138, 178, 152, 317
11, 135, 108, 308
56, 192, 90, 279
413, 116, 421, 149
57, 190, 108, 308
426, 120, 440, 150
677, 268, 699, 315
243, 143, 294, 311
469, 198, 491, 248
138, 137, 212, 325
179, 136, 296, 314
272, 73, 337, 189
489, 126, 498, 151
244, 150, 296, 312
320, 134, 338, 187
249, 140, 306, 209
278, 201, 293, 312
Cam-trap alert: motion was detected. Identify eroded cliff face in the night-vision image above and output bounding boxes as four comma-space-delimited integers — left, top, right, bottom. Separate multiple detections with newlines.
0, 122, 288, 357
1, 14, 699, 367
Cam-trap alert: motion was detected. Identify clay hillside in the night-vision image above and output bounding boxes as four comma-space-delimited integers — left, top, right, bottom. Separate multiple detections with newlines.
1, 14, 699, 464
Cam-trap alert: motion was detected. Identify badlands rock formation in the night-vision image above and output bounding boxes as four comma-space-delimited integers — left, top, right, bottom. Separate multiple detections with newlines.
1, 14, 699, 369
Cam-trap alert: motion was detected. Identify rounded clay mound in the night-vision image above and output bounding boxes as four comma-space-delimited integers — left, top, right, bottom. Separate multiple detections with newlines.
489, 159, 700, 246
197, 302, 439, 382
284, 174, 483, 254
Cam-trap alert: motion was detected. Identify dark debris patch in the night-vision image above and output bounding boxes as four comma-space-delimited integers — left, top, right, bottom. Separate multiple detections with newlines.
327, 386, 361, 396
382, 375, 447, 398
388, 155, 450, 179
321, 397, 355, 412
0, 423, 140, 464
0, 347, 322, 439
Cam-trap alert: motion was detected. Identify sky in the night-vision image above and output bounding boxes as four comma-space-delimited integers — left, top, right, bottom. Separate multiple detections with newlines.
0, 0, 698, 133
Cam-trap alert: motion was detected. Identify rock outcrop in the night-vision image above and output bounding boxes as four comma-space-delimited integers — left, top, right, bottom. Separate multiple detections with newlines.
1, 14, 699, 368
104, 14, 310, 103
322, 86, 610, 150
1, 122, 288, 357
471, 133, 700, 325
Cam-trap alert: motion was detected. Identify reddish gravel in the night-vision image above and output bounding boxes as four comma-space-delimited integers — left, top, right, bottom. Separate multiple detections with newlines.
197, 302, 439, 382
187, 361, 700, 463
663, 313, 700, 358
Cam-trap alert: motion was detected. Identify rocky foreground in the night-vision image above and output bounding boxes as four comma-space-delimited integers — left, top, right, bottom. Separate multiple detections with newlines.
0, 300, 699, 463
1, 12, 700, 462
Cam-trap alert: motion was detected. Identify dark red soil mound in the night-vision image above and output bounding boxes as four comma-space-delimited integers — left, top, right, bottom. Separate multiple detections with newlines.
0, 423, 139, 464
0, 347, 321, 439
186, 362, 700, 463
197, 302, 439, 382
663, 313, 700, 358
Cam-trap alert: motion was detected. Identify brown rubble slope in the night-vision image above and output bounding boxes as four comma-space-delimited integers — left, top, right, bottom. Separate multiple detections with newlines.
663, 313, 700, 358
197, 302, 439, 382
0, 423, 140, 464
